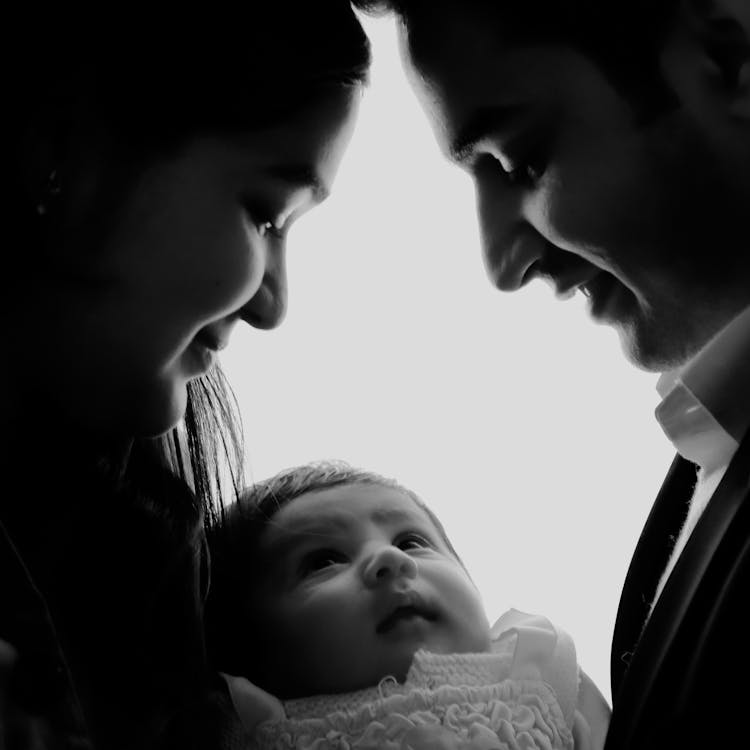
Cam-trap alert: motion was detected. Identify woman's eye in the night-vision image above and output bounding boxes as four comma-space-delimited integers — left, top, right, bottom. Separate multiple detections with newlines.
396, 533, 432, 551
242, 198, 286, 239
301, 549, 344, 574
258, 220, 285, 239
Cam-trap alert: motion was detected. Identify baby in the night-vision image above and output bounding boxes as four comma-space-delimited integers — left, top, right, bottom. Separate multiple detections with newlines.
206, 461, 609, 750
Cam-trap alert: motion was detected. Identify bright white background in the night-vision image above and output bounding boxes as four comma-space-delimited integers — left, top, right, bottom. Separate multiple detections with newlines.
222, 16, 675, 703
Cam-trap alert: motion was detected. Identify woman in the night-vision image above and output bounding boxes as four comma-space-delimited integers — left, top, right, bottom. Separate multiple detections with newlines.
1, 4, 369, 748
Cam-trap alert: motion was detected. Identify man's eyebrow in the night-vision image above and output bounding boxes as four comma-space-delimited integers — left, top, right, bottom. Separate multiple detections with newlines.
265, 163, 330, 202
449, 105, 521, 164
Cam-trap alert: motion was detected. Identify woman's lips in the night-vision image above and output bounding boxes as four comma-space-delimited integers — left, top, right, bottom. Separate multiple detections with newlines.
194, 328, 230, 352
186, 339, 217, 375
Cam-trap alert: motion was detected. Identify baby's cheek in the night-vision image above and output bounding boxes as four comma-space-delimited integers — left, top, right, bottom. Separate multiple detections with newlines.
456, 594, 492, 652
464, 619, 492, 653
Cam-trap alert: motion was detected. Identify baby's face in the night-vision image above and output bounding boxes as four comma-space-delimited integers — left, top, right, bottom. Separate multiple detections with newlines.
250, 483, 491, 698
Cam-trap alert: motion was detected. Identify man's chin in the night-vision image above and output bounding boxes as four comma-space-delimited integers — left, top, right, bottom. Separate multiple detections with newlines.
616, 318, 700, 373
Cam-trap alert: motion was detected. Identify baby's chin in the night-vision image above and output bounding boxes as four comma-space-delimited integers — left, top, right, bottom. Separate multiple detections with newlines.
367, 634, 492, 690
299, 647, 420, 697
283, 631, 492, 698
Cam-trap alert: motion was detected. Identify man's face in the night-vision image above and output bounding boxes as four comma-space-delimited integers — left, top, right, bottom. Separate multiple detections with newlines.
401, 3, 750, 370
249, 483, 490, 698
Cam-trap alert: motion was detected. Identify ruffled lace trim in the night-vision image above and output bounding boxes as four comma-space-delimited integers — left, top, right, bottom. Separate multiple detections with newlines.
223, 609, 580, 749
284, 646, 516, 719
256, 673, 571, 749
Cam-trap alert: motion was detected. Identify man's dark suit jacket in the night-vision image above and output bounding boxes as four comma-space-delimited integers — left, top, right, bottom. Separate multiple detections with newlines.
605, 428, 750, 749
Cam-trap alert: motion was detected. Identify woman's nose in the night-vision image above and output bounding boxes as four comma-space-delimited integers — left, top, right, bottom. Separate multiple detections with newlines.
362, 545, 418, 588
239, 244, 288, 330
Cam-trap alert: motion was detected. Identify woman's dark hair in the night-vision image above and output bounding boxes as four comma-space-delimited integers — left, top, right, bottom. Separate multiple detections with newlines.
166, 369, 246, 529
7, 3, 372, 526
205, 460, 464, 682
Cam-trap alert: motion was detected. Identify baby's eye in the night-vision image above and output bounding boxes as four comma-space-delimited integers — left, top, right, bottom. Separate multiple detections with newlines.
395, 533, 433, 552
301, 549, 345, 574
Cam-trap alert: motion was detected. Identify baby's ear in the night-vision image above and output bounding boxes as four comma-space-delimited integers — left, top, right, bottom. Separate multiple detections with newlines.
221, 672, 287, 733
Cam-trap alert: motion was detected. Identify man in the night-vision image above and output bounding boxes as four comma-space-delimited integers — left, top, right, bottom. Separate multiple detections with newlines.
354, 1, 750, 747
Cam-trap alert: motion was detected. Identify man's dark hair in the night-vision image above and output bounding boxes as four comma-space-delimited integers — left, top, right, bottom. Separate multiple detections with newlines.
353, 0, 682, 120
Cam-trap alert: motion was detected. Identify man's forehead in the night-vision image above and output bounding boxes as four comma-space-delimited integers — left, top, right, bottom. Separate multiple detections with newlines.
401, 0, 498, 67
399, 10, 560, 158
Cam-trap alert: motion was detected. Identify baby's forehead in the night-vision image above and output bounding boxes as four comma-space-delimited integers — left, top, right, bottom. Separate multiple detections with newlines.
261, 482, 439, 544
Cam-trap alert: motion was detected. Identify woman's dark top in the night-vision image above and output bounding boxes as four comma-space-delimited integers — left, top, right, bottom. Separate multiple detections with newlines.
0, 444, 243, 750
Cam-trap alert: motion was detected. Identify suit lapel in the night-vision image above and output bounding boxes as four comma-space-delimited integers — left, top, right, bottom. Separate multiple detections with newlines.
608, 431, 750, 747
609, 455, 696, 698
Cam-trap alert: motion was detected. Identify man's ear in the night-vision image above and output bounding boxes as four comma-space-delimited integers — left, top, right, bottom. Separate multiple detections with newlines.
683, 0, 750, 117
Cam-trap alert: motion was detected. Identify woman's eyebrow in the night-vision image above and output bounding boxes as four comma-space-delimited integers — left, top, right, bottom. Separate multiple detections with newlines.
450, 105, 521, 164
264, 163, 331, 202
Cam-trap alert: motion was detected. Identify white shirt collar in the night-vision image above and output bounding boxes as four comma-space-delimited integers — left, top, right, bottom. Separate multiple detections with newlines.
655, 306, 750, 472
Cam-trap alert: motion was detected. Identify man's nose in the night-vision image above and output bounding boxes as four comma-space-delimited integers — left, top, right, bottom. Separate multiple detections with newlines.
239, 243, 288, 330
362, 545, 418, 588
475, 171, 546, 292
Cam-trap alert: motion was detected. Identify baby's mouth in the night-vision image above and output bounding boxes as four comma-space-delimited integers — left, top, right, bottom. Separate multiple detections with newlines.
376, 604, 437, 634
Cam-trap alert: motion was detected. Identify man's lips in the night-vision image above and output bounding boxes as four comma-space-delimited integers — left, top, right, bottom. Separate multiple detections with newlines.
579, 271, 623, 319
496, 245, 600, 298
552, 274, 598, 300
489, 241, 624, 318
549, 266, 603, 300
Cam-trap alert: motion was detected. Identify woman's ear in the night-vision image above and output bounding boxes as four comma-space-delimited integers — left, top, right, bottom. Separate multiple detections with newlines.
19, 111, 67, 212
19, 84, 115, 232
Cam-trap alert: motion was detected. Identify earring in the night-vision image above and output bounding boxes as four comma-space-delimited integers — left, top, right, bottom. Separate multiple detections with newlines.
36, 168, 62, 216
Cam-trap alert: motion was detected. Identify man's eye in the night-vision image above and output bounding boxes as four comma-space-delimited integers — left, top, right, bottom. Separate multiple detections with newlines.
502, 156, 545, 187
517, 163, 545, 185
301, 549, 344, 574
396, 533, 432, 551
480, 142, 545, 187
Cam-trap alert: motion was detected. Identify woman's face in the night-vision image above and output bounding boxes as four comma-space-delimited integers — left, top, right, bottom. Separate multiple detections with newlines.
33, 87, 360, 437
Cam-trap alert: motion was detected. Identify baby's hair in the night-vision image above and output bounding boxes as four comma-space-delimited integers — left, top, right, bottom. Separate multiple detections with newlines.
205, 460, 467, 681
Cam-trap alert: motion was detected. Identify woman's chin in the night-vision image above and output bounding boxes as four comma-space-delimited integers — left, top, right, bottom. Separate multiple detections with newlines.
129, 377, 189, 438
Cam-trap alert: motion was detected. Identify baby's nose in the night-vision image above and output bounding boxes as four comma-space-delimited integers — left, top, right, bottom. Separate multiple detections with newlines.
363, 546, 418, 587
